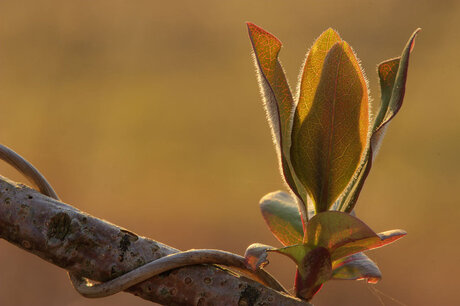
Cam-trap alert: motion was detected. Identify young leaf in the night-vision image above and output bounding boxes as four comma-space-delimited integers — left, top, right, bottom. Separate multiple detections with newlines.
331, 229, 406, 261
342, 29, 420, 213
306, 211, 377, 251
259, 191, 304, 246
244, 243, 274, 270
374, 58, 400, 129
376, 29, 421, 131
269, 211, 405, 300
270, 243, 314, 265
291, 28, 340, 218
291, 40, 369, 212
331, 252, 381, 283
305, 211, 406, 261
297, 28, 342, 114
247, 23, 308, 223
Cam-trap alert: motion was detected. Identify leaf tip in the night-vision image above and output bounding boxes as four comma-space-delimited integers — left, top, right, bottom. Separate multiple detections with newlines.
323, 27, 341, 39
246, 22, 281, 45
408, 28, 421, 52
377, 229, 407, 246
246, 21, 256, 31
246, 22, 258, 38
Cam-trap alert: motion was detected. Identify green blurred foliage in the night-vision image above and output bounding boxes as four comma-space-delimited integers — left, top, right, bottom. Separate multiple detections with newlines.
0, 1, 458, 305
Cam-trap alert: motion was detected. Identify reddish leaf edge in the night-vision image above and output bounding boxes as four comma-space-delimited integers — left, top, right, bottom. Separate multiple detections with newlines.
340, 28, 420, 213
331, 252, 382, 283
246, 22, 309, 227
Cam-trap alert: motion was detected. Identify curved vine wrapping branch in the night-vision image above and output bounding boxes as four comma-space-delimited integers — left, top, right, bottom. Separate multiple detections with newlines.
70, 249, 285, 298
0, 144, 58, 199
0, 144, 289, 300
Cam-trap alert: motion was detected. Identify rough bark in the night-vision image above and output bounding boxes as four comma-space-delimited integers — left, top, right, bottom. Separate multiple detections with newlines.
0, 175, 310, 306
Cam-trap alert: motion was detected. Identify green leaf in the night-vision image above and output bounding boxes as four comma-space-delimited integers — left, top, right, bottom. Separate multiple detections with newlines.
247, 23, 308, 223
246, 24, 294, 186
259, 191, 304, 246
291, 37, 369, 213
295, 29, 342, 144
269, 212, 404, 300
291, 28, 340, 218
331, 252, 381, 283
370, 29, 420, 155
270, 243, 314, 265
332, 229, 406, 261
375, 58, 400, 129
305, 211, 406, 261
306, 211, 377, 252
341, 29, 420, 213
375, 28, 421, 131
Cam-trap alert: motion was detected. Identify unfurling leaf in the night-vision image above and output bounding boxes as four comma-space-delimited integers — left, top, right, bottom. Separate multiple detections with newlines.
331, 252, 381, 283
259, 191, 303, 246
375, 29, 421, 131
244, 243, 274, 270
291, 32, 369, 213
342, 28, 420, 213
246, 23, 303, 203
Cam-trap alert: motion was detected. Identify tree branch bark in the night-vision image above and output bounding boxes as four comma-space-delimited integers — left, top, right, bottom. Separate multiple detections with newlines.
0, 175, 310, 305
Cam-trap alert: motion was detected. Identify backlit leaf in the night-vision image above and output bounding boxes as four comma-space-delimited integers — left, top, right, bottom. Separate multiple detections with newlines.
247, 23, 307, 222
306, 211, 377, 252
291, 39, 369, 212
331, 236, 380, 261
377, 229, 407, 245
305, 212, 406, 261
270, 243, 314, 266
297, 28, 342, 115
341, 29, 420, 213
375, 58, 400, 128
291, 28, 340, 218
331, 229, 406, 261
331, 252, 381, 283
259, 191, 303, 246
376, 29, 421, 131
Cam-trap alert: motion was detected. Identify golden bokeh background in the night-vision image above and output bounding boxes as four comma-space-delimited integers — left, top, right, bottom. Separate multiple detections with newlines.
0, 1, 458, 305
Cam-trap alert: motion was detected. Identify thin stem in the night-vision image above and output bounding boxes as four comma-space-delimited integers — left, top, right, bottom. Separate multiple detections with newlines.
0, 144, 58, 199
71, 249, 287, 298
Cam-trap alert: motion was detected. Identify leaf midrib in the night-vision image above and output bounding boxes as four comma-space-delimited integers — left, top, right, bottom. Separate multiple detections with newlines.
318, 45, 343, 210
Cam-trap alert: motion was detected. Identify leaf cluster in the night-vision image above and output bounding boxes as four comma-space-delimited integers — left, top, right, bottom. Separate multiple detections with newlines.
246, 22, 419, 301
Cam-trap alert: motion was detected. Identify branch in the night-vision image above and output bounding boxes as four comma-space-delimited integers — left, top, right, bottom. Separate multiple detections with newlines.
0, 176, 310, 305
0, 144, 286, 299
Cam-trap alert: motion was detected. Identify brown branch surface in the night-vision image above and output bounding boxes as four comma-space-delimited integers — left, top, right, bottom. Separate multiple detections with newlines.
0, 176, 310, 306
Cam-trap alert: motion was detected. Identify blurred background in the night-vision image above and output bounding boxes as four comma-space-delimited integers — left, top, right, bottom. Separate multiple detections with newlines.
0, 0, 458, 305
